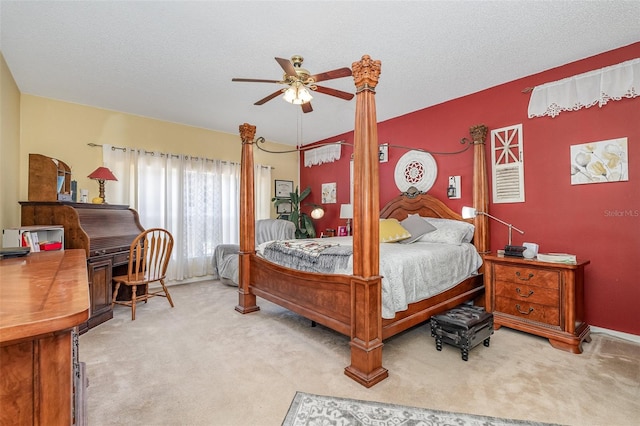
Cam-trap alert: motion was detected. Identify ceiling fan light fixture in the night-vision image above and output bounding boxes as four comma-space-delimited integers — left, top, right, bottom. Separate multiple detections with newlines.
283, 82, 313, 105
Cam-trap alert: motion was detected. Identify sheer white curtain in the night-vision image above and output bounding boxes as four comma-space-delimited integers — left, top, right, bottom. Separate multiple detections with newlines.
103, 145, 271, 281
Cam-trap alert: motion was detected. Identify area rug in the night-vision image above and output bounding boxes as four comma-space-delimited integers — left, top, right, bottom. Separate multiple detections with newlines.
282, 392, 562, 426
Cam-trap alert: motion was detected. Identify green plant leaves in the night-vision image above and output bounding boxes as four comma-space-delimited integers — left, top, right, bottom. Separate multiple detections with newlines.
272, 185, 316, 239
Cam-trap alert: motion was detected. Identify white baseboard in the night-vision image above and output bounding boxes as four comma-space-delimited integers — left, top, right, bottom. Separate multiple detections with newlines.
591, 326, 640, 344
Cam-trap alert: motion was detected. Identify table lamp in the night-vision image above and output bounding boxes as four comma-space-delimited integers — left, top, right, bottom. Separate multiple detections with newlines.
340, 204, 353, 236
87, 167, 118, 204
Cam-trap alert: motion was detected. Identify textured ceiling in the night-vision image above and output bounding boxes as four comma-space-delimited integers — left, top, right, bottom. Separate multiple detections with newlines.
1, 1, 639, 146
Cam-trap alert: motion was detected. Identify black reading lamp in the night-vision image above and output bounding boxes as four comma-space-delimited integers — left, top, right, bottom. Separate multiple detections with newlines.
462, 206, 526, 256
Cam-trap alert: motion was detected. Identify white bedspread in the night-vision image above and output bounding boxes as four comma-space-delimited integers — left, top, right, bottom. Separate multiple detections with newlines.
258, 237, 482, 319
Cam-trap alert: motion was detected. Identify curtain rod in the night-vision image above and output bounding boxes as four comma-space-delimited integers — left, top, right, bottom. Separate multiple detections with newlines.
87, 143, 274, 169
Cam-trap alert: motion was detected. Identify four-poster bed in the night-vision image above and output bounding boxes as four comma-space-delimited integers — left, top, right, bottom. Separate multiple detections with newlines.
235, 55, 490, 387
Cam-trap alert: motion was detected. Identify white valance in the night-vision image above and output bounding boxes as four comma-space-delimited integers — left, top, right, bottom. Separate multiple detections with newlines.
304, 143, 342, 167
528, 58, 639, 118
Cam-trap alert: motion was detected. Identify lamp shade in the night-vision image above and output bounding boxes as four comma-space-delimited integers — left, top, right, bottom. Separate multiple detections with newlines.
88, 167, 118, 181
461, 206, 477, 219
340, 204, 353, 219
310, 206, 325, 219
282, 82, 313, 105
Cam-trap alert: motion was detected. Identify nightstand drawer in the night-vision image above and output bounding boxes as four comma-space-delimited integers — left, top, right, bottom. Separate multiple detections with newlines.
494, 281, 559, 306
495, 297, 560, 326
493, 264, 559, 290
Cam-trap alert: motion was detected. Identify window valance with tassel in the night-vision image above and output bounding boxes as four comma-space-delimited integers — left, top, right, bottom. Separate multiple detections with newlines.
528, 58, 639, 118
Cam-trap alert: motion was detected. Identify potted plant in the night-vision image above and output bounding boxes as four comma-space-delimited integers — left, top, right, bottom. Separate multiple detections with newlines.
272, 186, 317, 238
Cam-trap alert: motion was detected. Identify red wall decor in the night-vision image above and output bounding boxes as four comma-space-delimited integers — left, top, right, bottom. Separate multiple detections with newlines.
300, 42, 640, 336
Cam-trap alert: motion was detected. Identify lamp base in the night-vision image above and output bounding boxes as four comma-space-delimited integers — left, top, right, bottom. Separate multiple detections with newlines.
96, 179, 106, 203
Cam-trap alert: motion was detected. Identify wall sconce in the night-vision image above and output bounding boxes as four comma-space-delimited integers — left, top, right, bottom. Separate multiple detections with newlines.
379, 143, 389, 163
340, 203, 353, 236
447, 176, 461, 199
87, 166, 118, 204
461, 206, 524, 246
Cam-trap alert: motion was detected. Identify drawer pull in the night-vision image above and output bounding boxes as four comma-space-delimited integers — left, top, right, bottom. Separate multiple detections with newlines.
516, 304, 534, 315
516, 287, 534, 298
515, 271, 534, 281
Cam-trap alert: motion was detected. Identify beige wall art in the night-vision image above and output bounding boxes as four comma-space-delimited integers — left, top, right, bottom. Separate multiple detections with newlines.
570, 137, 628, 185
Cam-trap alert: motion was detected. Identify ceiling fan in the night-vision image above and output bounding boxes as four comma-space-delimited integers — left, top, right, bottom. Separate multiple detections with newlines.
232, 55, 354, 113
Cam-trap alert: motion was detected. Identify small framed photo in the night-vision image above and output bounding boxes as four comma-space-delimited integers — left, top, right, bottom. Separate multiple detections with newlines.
276, 201, 292, 214
337, 226, 348, 236
275, 180, 294, 198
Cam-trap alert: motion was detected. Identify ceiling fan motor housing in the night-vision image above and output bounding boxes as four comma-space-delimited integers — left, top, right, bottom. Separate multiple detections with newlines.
287, 55, 311, 83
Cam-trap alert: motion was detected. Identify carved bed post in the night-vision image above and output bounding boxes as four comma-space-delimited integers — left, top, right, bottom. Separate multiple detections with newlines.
344, 55, 389, 387
470, 124, 489, 255
235, 123, 260, 314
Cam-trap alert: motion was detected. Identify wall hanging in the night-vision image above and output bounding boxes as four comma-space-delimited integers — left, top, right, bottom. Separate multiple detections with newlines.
321, 182, 337, 203
570, 137, 628, 185
491, 124, 525, 203
394, 150, 437, 193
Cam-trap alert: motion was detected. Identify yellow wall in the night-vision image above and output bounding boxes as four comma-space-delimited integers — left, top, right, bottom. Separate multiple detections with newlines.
0, 53, 22, 231
11, 95, 297, 227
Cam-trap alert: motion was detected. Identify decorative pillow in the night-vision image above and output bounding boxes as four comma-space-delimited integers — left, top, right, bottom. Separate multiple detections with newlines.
379, 218, 411, 243
415, 216, 475, 244
397, 215, 437, 244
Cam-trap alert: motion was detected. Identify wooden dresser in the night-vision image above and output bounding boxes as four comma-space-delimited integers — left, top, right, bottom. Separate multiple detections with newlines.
0, 250, 90, 425
20, 201, 145, 333
483, 253, 590, 353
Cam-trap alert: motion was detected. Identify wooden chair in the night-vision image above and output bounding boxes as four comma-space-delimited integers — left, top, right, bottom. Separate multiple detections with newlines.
112, 228, 174, 320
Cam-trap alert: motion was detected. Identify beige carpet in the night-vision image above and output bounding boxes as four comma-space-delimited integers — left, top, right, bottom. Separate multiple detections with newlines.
79, 280, 640, 425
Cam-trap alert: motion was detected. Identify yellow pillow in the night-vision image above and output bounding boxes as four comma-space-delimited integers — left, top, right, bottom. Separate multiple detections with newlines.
379, 218, 411, 243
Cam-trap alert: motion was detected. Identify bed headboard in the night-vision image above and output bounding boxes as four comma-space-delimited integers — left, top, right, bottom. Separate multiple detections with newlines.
379, 187, 468, 223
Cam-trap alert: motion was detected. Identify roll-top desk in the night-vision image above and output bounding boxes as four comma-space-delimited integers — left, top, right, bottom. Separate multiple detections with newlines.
20, 201, 145, 333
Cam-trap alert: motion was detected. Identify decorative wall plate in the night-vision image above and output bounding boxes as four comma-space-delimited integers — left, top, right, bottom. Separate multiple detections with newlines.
394, 150, 437, 193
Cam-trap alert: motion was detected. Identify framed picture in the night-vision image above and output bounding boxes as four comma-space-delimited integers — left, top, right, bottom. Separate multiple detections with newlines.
276, 201, 292, 214
337, 226, 348, 236
275, 180, 294, 198
321, 182, 337, 203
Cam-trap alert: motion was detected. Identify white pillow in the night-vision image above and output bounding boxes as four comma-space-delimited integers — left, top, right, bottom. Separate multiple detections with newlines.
397, 215, 437, 244
414, 216, 475, 244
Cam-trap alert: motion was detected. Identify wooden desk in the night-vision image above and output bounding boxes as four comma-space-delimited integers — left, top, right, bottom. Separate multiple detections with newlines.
0, 250, 90, 425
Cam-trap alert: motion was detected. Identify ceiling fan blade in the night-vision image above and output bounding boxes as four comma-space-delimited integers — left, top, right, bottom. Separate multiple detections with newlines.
313, 85, 355, 101
302, 102, 313, 113
310, 67, 352, 83
232, 78, 281, 84
275, 57, 298, 77
254, 90, 283, 105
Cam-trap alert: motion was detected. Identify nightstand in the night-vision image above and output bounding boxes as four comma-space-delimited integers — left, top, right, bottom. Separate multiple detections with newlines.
483, 254, 591, 354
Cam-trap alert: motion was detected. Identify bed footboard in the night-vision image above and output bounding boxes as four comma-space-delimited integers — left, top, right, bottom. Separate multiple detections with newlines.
249, 255, 352, 335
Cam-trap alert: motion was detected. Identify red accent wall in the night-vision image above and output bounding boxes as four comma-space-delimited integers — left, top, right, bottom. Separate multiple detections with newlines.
300, 42, 640, 336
